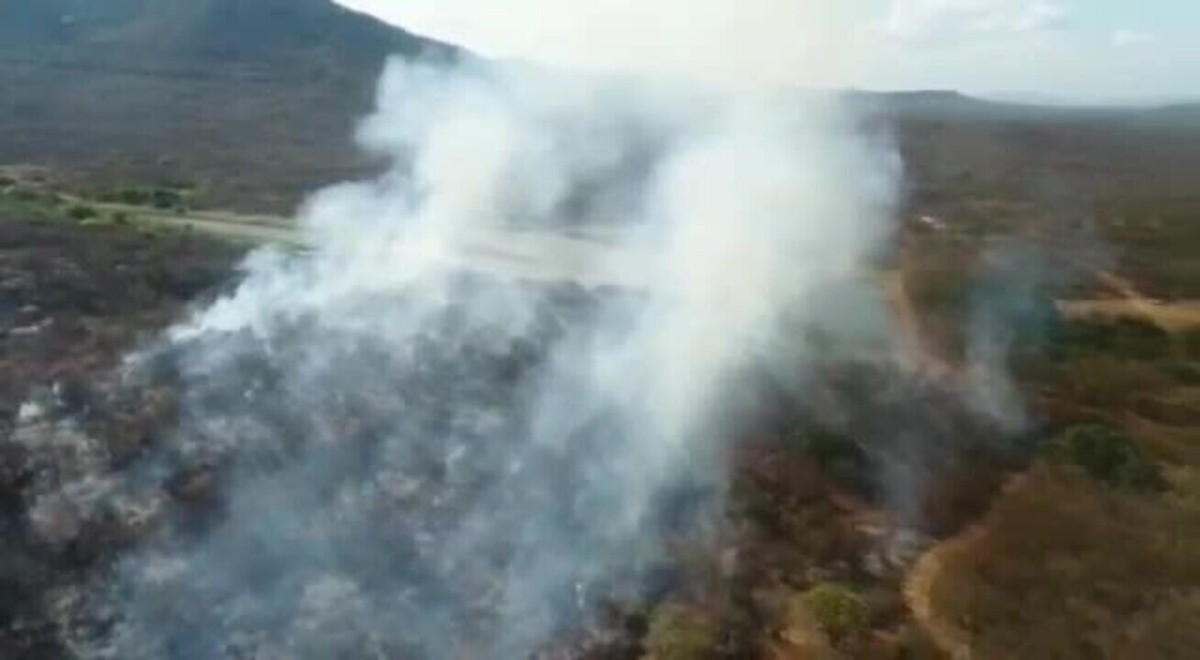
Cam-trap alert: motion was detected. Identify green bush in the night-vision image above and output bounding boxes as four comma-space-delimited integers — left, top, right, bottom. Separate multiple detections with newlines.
67, 204, 99, 221
151, 188, 184, 210
642, 603, 720, 660
801, 583, 870, 645
1056, 425, 1165, 492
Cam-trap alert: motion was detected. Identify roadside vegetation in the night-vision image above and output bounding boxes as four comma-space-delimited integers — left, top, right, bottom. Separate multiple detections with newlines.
96, 182, 205, 213
0, 174, 208, 240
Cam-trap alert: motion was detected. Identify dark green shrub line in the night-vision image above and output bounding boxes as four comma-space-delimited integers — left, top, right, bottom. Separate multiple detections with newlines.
1053, 424, 1166, 492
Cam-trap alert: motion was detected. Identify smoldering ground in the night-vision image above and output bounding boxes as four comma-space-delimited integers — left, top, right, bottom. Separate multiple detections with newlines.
0, 22, 1058, 660
2, 55, 909, 657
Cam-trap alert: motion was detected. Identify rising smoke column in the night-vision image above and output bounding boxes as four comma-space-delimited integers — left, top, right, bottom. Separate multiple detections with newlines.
44, 10, 902, 660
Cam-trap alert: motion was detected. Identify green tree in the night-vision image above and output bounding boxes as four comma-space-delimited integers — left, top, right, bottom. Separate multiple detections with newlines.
802, 583, 870, 646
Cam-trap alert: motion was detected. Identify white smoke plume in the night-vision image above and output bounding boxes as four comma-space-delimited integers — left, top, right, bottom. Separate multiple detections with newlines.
34, 6, 908, 657
339, 0, 869, 89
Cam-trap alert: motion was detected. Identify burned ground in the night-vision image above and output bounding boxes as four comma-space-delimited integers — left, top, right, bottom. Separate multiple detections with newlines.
0, 217, 1037, 659
0, 220, 241, 657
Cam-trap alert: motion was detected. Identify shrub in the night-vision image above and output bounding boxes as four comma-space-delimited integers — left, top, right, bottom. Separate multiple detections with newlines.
801, 583, 870, 645
151, 188, 184, 210
67, 204, 99, 221
642, 603, 720, 660
1056, 425, 1165, 492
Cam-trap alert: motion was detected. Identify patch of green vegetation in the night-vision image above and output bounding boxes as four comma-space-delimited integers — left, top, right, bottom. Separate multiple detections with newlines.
100, 183, 204, 212
800, 583, 870, 647
4, 186, 43, 204
1054, 424, 1166, 492
67, 204, 99, 221
641, 603, 720, 660
0, 185, 67, 222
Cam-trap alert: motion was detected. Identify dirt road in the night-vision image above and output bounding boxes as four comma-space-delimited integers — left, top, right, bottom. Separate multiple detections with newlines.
1055, 270, 1200, 332
113, 204, 651, 288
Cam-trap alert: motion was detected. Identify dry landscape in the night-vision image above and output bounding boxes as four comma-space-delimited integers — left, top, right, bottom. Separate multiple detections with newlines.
2, 1, 1199, 659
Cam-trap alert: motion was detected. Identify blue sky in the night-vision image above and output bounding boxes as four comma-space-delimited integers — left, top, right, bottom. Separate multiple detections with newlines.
338, 1, 1199, 102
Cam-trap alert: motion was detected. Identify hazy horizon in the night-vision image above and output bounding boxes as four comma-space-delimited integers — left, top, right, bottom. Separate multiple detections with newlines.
337, 0, 1200, 104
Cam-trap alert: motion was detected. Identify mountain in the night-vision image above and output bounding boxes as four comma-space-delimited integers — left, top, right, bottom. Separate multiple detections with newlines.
0, 0, 450, 68
3, 2, 1197, 216
0, 0, 457, 211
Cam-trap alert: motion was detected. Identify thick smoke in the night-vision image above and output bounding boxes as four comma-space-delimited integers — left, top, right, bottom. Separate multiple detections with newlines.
24, 22, 905, 660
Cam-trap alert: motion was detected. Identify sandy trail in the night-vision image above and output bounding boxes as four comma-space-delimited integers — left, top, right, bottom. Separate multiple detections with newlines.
1057, 269, 1200, 332
902, 471, 1034, 660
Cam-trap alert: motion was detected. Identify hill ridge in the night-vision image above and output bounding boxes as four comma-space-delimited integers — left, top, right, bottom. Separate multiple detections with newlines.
0, 0, 458, 212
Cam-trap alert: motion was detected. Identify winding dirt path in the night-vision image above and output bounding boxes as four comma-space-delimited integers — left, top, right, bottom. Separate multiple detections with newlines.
903, 529, 978, 659
902, 471, 1033, 660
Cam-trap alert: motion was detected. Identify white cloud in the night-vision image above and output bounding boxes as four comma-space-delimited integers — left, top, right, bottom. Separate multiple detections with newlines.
885, 0, 1069, 43
1112, 30, 1157, 48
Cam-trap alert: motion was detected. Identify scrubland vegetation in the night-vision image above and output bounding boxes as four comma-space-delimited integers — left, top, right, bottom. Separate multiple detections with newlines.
3, 166, 1196, 657
629, 175, 1199, 657
908, 212, 1200, 659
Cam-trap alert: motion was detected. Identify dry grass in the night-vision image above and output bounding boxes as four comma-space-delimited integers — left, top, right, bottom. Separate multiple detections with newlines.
1058, 300, 1200, 334
923, 458, 1200, 659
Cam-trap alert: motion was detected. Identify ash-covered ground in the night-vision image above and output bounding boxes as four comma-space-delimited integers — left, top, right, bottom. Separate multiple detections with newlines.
0, 221, 1020, 659
0, 221, 240, 657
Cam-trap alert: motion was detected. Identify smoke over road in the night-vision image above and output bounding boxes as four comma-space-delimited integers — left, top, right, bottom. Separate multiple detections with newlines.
29, 60, 895, 656
16, 5, 917, 657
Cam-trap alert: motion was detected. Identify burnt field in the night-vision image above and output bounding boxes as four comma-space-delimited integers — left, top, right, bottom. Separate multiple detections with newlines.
1, 85, 1198, 656
0, 221, 240, 656
0, 221, 241, 442
0, 215, 1046, 658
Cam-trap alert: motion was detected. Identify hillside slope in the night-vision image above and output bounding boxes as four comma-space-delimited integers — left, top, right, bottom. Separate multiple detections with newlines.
0, 0, 456, 211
